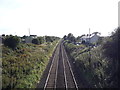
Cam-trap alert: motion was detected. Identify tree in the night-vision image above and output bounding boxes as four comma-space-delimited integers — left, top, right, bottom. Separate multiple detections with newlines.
80, 34, 85, 38
92, 32, 101, 36
32, 38, 40, 44
96, 37, 104, 45
81, 40, 85, 44
2, 34, 5, 37
4, 36, 20, 49
22, 35, 27, 39
67, 33, 73, 39
67, 33, 76, 42
63, 35, 67, 40
45, 36, 53, 42
103, 28, 119, 60
102, 27, 119, 88
2, 38, 4, 44
38, 37, 44, 44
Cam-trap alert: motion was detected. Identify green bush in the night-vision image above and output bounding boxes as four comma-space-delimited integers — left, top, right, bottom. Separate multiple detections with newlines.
4, 36, 20, 49
32, 38, 40, 44
64, 30, 119, 88
38, 37, 44, 44
2, 40, 59, 88
101, 27, 119, 87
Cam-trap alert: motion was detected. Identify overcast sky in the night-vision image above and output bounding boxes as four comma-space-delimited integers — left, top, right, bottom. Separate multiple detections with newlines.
0, 0, 119, 37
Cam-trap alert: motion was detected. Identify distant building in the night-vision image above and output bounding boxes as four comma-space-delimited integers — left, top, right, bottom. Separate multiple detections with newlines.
30, 35, 37, 38
25, 35, 37, 43
90, 34, 100, 43
81, 35, 90, 43
81, 34, 100, 44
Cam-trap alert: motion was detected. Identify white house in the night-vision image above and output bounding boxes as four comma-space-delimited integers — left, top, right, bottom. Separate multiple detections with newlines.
25, 35, 37, 43
81, 34, 100, 44
81, 35, 90, 42
90, 34, 99, 43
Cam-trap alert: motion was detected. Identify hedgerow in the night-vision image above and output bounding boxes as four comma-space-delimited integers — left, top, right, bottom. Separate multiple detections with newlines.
64, 30, 118, 88
2, 40, 59, 89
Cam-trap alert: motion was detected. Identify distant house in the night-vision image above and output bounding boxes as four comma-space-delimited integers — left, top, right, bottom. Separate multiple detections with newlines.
90, 34, 100, 43
81, 35, 90, 43
30, 35, 37, 38
81, 34, 100, 44
25, 35, 37, 43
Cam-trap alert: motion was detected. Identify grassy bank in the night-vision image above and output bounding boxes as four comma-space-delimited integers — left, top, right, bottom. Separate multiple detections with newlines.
2, 40, 59, 88
64, 40, 118, 88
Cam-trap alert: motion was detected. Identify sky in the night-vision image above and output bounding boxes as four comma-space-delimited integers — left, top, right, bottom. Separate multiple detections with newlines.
0, 0, 119, 37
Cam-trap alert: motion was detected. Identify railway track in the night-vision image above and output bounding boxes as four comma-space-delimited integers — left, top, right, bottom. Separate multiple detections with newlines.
37, 41, 78, 89
61, 42, 78, 89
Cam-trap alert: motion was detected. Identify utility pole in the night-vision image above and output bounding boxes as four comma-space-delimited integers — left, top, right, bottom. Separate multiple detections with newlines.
89, 28, 91, 65
89, 28, 90, 43
29, 28, 30, 36
28, 28, 31, 43
44, 35, 46, 44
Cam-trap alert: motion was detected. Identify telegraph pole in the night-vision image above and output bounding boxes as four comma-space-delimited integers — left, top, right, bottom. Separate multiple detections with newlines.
44, 36, 46, 44
89, 28, 91, 65
89, 28, 90, 43
29, 28, 30, 36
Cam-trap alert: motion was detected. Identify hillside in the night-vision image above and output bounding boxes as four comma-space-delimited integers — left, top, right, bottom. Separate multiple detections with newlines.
2, 40, 59, 88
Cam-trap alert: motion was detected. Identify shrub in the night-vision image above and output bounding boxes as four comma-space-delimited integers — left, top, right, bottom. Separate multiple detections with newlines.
38, 37, 44, 44
32, 39, 40, 44
2, 40, 59, 88
4, 36, 20, 49
64, 27, 119, 88
102, 27, 119, 87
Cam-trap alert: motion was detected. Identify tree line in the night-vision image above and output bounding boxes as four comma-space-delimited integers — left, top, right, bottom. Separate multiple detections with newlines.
1, 35, 60, 50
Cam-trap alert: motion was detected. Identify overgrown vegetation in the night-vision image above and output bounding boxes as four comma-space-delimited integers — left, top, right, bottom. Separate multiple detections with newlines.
3, 35, 20, 49
32, 38, 40, 45
2, 37, 59, 89
64, 27, 119, 88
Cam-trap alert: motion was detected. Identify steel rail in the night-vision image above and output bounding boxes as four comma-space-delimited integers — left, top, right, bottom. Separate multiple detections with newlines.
62, 43, 78, 89
61, 44, 68, 89
54, 45, 59, 89
43, 41, 78, 89
44, 43, 60, 89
